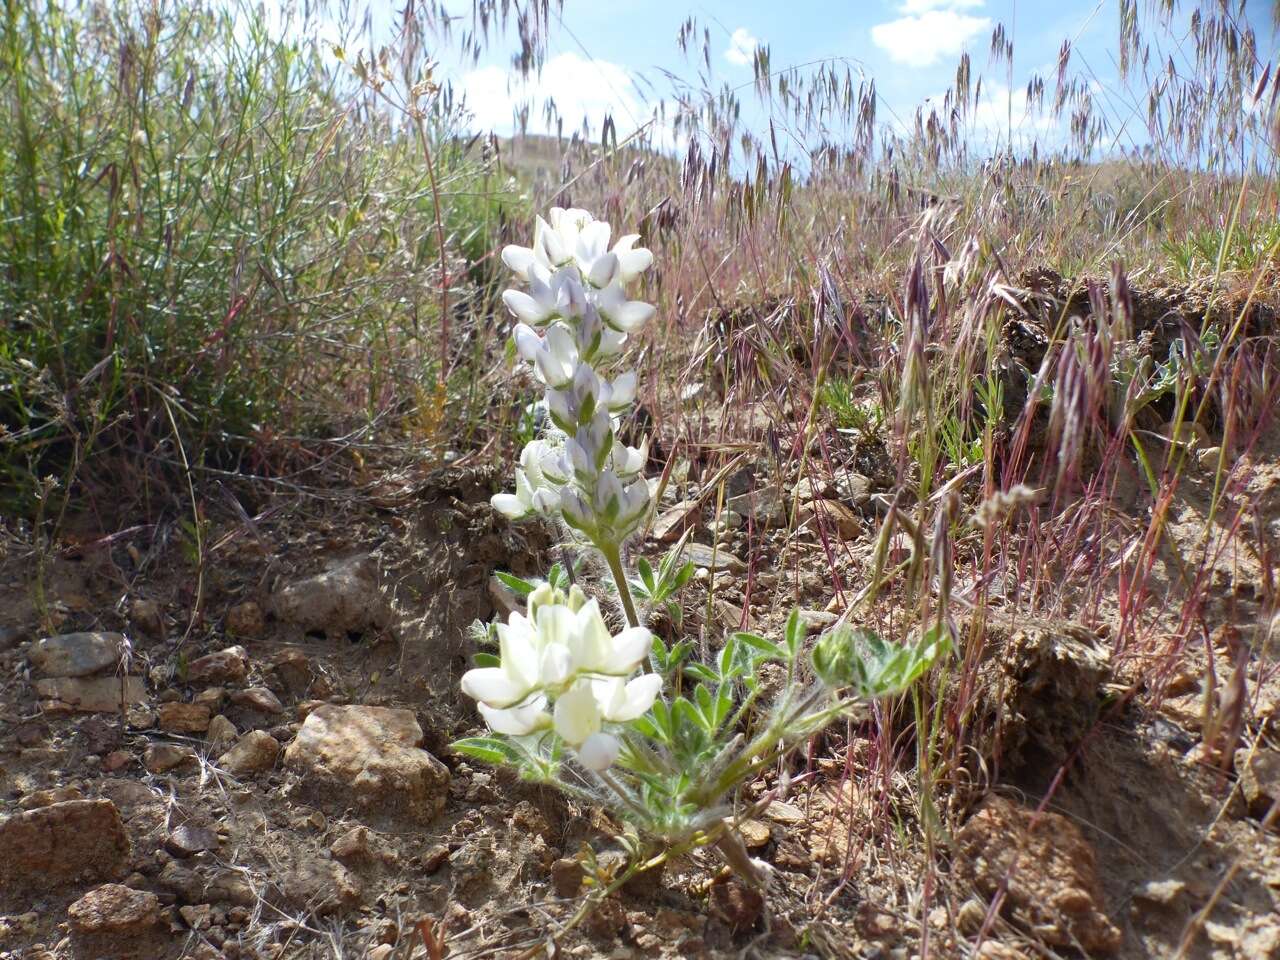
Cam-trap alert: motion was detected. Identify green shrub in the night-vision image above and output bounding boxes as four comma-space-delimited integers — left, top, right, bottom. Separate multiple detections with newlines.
0, 0, 508, 517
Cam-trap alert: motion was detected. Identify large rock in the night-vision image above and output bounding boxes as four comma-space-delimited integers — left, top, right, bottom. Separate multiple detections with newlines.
955, 794, 1121, 954
271, 555, 391, 639
28, 632, 124, 677
0, 799, 129, 891
974, 617, 1111, 769
68, 883, 160, 934
284, 705, 448, 825
34, 675, 147, 714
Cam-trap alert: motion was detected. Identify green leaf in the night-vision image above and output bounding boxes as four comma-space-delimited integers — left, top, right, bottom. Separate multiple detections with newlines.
684, 662, 718, 684
672, 696, 710, 734
450, 737, 524, 766
495, 570, 537, 597
472, 652, 500, 668
548, 563, 569, 590
670, 562, 696, 590
637, 556, 656, 593
784, 608, 804, 657
734, 631, 785, 661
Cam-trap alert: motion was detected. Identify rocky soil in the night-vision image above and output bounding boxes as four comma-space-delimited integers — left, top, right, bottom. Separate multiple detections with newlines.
2, 412, 1280, 958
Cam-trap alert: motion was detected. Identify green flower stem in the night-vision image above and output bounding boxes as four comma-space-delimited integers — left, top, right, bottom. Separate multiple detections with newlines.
601, 540, 641, 629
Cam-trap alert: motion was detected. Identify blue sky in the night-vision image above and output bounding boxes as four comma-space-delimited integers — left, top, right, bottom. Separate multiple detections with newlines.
312, 1, 1277, 157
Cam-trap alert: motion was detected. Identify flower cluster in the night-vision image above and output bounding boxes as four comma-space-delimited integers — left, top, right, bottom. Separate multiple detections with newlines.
491, 208, 655, 550
461, 583, 660, 770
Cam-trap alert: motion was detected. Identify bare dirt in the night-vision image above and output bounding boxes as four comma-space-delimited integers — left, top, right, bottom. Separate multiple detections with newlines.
3, 285, 1280, 959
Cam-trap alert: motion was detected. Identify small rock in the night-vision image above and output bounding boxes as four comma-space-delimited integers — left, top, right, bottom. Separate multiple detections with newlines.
798, 498, 862, 538
157, 702, 211, 734
651, 500, 702, 542
793, 476, 833, 501
330, 826, 374, 864
207, 714, 238, 747
736, 819, 771, 849
166, 824, 220, 857
764, 801, 806, 824
193, 687, 225, 711
103, 750, 133, 772
1236, 748, 1280, 817
271, 555, 390, 640
955, 794, 1121, 954
18, 786, 84, 810
799, 609, 838, 633
551, 857, 585, 897
27, 632, 125, 678
679, 542, 746, 573
186, 646, 248, 684
218, 730, 279, 777
225, 601, 266, 639
1132, 878, 1186, 907
285, 858, 363, 915
0, 799, 130, 891
726, 486, 788, 524
833, 471, 873, 506
36, 675, 148, 714
228, 686, 284, 714
284, 704, 449, 825
143, 743, 197, 775
68, 883, 160, 934
269, 648, 314, 698
708, 878, 763, 932
99, 779, 157, 811
130, 599, 165, 639
179, 903, 213, 930
488, 575, 525, 620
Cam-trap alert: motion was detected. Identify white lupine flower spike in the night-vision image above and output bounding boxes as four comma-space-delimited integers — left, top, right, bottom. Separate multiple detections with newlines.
459, 208, 908, 890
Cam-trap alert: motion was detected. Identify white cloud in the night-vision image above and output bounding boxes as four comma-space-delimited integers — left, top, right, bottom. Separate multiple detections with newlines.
898, 0, 983, 13
724, 27, 759, 67
457, 53, 647, 140
870, 8, 991, 68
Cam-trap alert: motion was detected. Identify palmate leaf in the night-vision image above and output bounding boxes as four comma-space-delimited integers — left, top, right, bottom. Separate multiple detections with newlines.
812, 623, 951, 698
450, 736, 526, 767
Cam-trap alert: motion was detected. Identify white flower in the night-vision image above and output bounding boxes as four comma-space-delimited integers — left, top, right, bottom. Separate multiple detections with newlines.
531, 324, 579, 388
552, 683, 601, 746
502, 265, 587, 326
609, 437, 648, 480
461, 605, 570, 708
607, 371, 637, 411
577, 732, 620, 771
592, 673, 663, 722
491, 466, 557, 520
461, 598, 652, 712
566, 599, 653, 676
611, 234, 654, 283
491, 441, 563, 520
596, 281, 656, 334
478, 696, 550, 735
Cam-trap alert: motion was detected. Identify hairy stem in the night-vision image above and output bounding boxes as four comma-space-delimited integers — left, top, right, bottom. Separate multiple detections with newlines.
602, 541, 641, 629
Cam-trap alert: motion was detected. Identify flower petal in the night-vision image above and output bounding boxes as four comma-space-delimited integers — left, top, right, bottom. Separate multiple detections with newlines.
503, 289, 549, 325
460, 667, 528, 708
490, 493, 528, 520
501, 244, 536, 279
577, 731, 620, 771
479, 698, 550, 735
553, 684, 601, 746
604, 300, 655, 334
605, 627, 654, 675
605, 673, 663, 721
